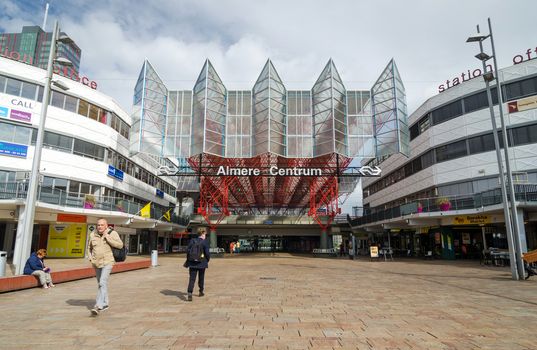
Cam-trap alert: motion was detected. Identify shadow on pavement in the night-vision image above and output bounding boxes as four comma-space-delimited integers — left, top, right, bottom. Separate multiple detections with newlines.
161, 289, 188, 301
66, 299, 95, 310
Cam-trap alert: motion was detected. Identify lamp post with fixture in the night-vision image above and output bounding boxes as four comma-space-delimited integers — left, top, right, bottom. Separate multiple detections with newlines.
466, 18, 525, 280
13, 20, 73, 275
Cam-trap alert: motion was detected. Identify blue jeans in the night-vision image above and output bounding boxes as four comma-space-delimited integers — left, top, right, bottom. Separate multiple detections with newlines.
94, 264, 113, 308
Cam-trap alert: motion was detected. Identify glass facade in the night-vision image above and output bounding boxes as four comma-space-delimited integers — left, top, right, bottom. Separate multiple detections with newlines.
371, 59, 410, 157
131, 58, 409, 161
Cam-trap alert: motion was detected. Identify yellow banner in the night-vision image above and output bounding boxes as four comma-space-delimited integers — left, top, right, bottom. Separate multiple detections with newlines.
452, 215, 490, 225
140, 202, 151, 218
47, 224, 87, 257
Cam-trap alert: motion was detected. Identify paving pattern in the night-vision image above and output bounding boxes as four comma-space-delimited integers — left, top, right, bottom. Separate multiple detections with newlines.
1, 254, 536, 349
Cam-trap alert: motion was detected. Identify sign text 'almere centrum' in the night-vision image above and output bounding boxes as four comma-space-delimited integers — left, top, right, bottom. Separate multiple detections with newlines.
217, 166, 322, 176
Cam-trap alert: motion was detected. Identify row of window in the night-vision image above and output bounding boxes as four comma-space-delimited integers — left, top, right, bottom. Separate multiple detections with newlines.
410, 75, 537, 140
0, 73, 130, 140
0, 170, 171, 214
364, 122, 537, 197
0, 120, 176, 196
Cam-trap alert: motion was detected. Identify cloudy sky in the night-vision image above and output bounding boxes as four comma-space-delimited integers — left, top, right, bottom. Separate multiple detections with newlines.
2, 0, 537, 115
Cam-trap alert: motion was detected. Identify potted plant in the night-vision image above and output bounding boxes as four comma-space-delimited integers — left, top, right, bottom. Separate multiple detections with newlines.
436, 197, 451, 211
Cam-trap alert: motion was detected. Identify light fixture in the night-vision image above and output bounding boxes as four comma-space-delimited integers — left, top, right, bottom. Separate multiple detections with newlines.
474, 52, 492, 61
466, 33, 489, 42
56, 33, 74, 45
52, 80, 69, 91
482, 72, 494, 82
54, 57, 73, 67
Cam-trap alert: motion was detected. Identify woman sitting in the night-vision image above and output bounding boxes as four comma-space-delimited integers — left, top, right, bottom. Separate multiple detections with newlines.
24, 249, 55, 289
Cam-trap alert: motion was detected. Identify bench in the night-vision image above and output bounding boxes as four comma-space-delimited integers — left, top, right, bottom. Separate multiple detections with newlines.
312, 248, 338, 257
0, 259, 151, 293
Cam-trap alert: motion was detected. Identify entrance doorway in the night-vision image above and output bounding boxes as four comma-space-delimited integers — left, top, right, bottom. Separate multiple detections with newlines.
218, 235, 319, 253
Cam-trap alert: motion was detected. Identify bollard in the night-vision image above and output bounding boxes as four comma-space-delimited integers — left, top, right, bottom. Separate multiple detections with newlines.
0, 251, 7, 277
151, 250, 158, 267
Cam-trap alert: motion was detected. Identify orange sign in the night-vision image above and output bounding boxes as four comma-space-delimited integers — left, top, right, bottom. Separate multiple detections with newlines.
56, 213, 87, 223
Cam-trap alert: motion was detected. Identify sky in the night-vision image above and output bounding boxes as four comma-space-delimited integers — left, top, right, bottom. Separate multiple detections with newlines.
2, 0, 537, 114
2, 0, 537, 213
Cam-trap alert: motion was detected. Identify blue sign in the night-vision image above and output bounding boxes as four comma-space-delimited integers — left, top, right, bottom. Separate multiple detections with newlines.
107, 165, 124, 181
0, 106, 8, 118
263, 220, 273, 225
156, 189, 164, 198
0, 141, 28, 158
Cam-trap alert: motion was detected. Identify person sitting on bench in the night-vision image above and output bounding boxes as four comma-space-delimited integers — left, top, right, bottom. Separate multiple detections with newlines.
24, 249, 54, 289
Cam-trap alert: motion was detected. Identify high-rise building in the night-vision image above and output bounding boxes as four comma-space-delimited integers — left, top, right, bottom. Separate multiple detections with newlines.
0, 25, 81, 77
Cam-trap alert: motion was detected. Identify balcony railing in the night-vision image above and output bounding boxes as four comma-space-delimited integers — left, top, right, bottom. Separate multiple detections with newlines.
350, 184, 537, 227
0, 181, 190, 226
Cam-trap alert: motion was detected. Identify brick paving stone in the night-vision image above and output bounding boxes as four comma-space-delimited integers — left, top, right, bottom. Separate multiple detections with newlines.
1, 254, 536, 349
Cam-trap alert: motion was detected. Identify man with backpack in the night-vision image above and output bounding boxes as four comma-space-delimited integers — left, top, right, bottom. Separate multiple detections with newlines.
87, 218, 123, 315
185, 228, 211, 301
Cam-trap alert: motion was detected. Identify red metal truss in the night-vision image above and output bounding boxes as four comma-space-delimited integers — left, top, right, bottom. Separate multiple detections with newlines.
188, 152, 352, 229
308, 177, 339, 230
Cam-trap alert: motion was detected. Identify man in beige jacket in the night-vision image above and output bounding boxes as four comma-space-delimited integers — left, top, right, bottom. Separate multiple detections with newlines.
87, 218, 123, 316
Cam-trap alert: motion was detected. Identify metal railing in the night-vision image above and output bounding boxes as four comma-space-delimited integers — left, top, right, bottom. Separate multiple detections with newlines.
0, 181, 190, 226
351, 184, 537, 227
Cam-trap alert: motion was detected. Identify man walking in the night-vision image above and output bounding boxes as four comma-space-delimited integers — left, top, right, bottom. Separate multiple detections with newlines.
87, 218, 123, 315
185, 229, 210, 301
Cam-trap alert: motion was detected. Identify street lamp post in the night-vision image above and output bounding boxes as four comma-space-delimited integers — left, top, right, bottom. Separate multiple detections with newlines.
466, 18, 524, 280
12, 20, 72, 275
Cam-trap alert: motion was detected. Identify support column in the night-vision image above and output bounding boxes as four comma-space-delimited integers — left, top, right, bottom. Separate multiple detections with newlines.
320, 228, 328, 249
3, 222, 16, 257
210, 228, 217, 249
515, 208, 528, 253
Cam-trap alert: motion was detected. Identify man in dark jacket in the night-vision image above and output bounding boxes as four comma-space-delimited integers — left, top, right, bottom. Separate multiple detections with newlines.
185, 229, 211, 301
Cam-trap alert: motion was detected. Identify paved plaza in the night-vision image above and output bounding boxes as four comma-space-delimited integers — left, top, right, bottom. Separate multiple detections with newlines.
1, 254, 536, 350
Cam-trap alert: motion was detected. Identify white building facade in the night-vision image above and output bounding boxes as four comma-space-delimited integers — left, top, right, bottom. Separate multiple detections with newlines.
354, 59, 537, 260
0, 57, 187, 262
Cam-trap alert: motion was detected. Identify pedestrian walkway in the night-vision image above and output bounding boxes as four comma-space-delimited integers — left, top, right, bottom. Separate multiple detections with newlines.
0, 253, 536, 349
2, 254, 150, 277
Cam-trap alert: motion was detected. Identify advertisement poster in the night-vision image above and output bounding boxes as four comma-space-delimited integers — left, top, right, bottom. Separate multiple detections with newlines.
47, 223, 87, 257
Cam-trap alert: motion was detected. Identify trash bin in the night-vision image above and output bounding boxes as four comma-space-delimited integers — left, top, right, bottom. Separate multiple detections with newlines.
151, 250, 158, 267
0, 251, 7, 277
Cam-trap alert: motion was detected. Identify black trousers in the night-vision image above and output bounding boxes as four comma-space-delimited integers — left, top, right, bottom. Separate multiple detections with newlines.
187, 268, 205, 294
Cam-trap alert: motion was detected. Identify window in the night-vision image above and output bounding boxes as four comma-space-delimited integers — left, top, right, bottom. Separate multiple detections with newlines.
469, 133, 496, 154
435, 139, 467, 162
43, 132, 73, 152
88, 104, 99, 120
6, 78, 22, 96
0, 76, 6, 92
431, 100, 463, 125
78, 99, 89, 117
51, 91, 66, 108
64, 95, 78, 112
20, 82, 37, 100
0, 121, 32, 144
73, 139, 105, 160
504, 76, 537, 101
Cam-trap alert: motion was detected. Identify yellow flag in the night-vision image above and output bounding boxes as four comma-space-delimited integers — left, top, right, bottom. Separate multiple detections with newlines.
140, 202, 151, 218
163, 209, 172, 222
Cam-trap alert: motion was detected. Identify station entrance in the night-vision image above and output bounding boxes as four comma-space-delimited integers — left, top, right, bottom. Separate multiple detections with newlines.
218, 235, 322, 254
